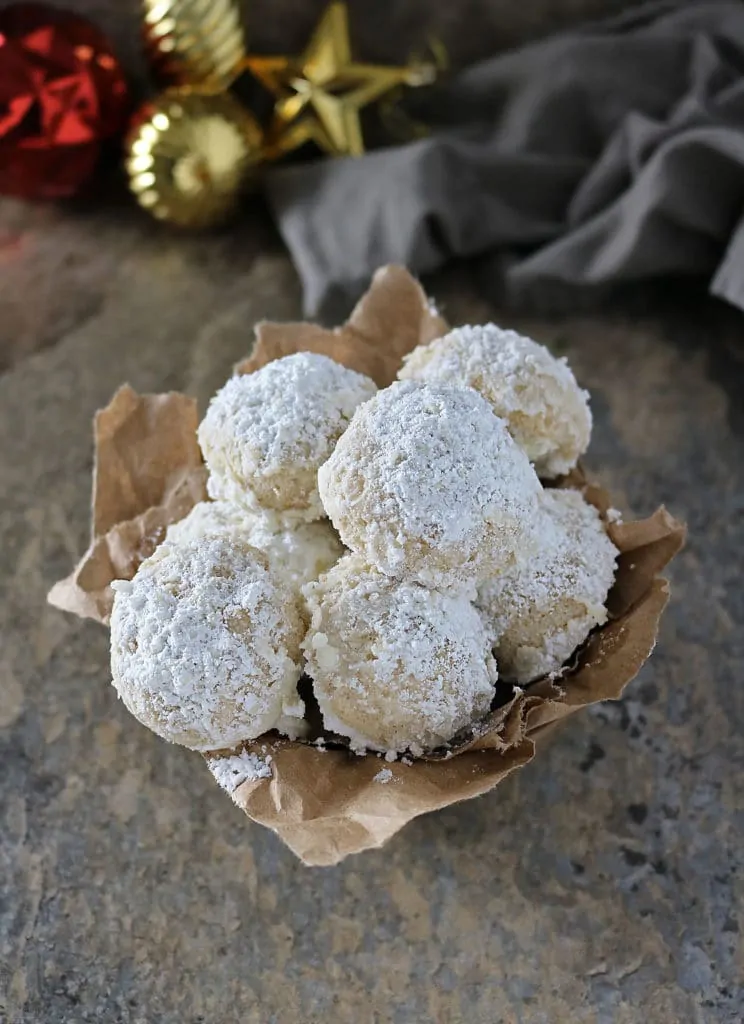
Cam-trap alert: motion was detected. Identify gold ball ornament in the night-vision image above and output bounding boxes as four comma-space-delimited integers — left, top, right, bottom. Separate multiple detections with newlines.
126, 89, 264, 228
142, 0, 246, 88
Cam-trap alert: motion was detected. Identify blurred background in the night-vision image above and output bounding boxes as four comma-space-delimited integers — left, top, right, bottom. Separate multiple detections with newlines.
61, 0, 644, 81
0, 0, 651, 372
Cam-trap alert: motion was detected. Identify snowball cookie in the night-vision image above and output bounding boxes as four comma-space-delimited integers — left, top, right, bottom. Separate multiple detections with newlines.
110, 535, 305, 751
166, 500, 344, 587
166, 500, 250, 543
198, 353, 377, 521
477, 489, 618, 684
240, 515, 344, 588
399, 324, 592, 478
318, 380, 542, 589
303, 555, 498, 754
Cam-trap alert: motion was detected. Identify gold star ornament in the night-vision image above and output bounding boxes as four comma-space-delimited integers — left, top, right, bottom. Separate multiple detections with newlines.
242, 1, 436, 158
126, 0, 440, 227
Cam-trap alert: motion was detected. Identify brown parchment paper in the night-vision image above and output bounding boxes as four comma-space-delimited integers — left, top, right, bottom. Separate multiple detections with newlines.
48, 265, 686, 866
48, 385, 208, 624
236, 264, 448, 386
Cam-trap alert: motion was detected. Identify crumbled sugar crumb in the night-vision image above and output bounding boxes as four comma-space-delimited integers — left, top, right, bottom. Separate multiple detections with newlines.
208, 751, 272, 794
374, 768, 394, 784
401, 757, 414, 767
606, 508, 623, 524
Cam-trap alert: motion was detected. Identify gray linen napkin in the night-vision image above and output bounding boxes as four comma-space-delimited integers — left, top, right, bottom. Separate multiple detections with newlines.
263, 0, 744, 316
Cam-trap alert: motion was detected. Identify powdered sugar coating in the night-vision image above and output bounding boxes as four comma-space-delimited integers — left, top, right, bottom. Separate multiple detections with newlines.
206, 750, 273, 796
318, 381, 542, 588
110, 535, 304, 751
302, 554, 498, 754
241, 514, 344, 588
166, 500, 344, 588
399, 324, 592, 478
477, 489, 618, 683
197, 353, 377, 521
166, 500, 251, 543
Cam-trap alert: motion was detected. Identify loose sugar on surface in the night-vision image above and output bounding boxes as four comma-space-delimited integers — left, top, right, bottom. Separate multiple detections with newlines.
207, 750, 273, 795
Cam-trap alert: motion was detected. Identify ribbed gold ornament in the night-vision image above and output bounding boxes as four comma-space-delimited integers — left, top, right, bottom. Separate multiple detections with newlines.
143, 0, 247, 87
126, 88, 264, 228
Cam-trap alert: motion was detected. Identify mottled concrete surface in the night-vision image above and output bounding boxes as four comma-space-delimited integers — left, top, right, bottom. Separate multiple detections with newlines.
1, 196, 743, 1024
1, 2, 743, 1021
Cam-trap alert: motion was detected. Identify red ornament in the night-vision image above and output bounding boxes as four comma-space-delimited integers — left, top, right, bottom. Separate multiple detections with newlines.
0, 3, 129, 199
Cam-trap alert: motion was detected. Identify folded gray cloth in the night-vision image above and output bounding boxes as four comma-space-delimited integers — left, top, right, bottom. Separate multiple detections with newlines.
264, 0, 744, 316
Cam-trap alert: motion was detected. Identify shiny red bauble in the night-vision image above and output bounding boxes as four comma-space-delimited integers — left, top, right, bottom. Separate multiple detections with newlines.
0, 3, 129, 199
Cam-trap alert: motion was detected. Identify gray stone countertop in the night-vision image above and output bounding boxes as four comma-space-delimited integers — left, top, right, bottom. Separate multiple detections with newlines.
0, 198, 742, 1024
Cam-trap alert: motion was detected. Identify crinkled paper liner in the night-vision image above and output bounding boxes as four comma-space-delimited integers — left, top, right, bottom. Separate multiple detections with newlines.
48, 265, 686, 866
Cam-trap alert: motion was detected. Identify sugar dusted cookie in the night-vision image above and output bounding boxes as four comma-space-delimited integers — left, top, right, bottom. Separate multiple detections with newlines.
303, 555, 497, 755
198, 353, 377, 522
166, 500, 249, 543
110, 535, 304, 751
477, 489, 618, 683
318, 381, 541, 589
399, 324, 591, 478
167, 500, 343, 588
